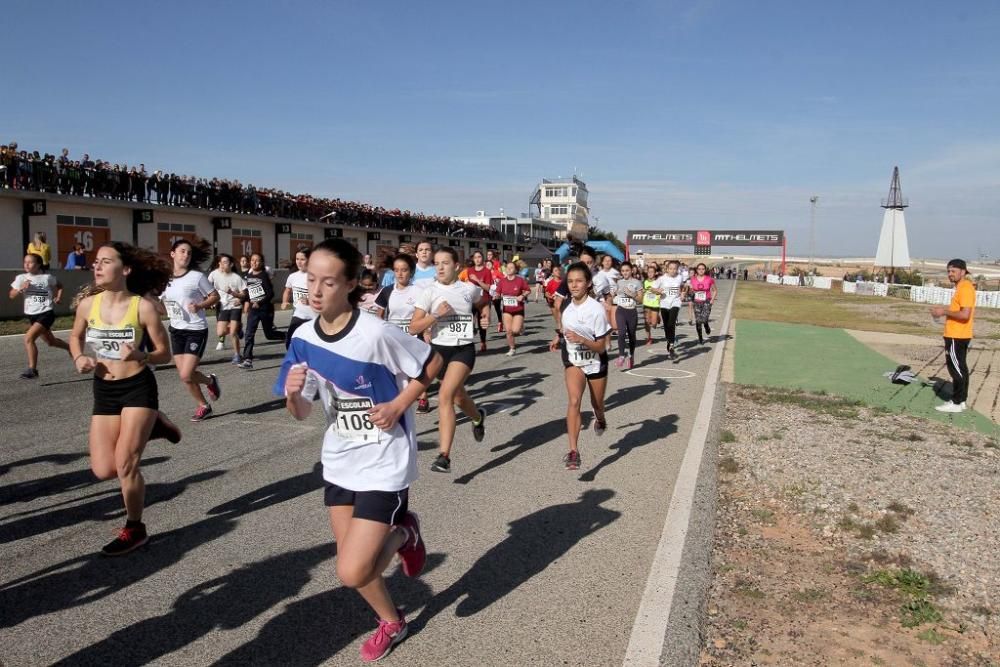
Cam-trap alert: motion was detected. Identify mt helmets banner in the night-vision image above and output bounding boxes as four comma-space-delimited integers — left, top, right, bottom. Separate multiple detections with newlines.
627, 230, 784, 247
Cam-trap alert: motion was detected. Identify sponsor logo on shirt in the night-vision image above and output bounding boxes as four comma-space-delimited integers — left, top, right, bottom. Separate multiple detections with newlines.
354, 374, 372, 390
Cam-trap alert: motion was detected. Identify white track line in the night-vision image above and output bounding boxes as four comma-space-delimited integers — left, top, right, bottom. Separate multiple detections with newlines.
622, 283, 736, 667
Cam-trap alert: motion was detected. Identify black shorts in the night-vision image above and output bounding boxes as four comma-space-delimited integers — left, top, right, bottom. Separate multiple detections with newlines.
561, 349, 610, 379
432, 343, 476, 378
27, 310, 56, 330
169, 327, 208, 357
324, 482, 408, 525
93, 367, 159, 415
217, 308, 242, 323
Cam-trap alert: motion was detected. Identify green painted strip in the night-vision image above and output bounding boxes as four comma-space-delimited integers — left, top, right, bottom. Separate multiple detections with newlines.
734, 320, 997, 436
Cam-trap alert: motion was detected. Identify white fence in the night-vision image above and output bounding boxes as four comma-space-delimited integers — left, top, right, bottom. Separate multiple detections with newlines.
764, 275, 1000, 308
909, 285, 1000, 308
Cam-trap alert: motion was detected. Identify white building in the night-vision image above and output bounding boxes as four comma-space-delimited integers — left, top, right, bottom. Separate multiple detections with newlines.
530, 176, 590, 240
452, 210, 563, 244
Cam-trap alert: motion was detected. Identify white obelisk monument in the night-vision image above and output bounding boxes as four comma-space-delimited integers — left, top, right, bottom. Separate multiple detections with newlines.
874, 166, 911, 282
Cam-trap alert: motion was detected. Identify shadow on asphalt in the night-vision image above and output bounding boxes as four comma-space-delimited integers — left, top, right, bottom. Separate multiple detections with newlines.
410, 489, 620, 630
0, 452, 90, 477
211, 398, 287, 419
210, 554, 446, 666
0, 455, 169, 507
578, 414, 679, 482
0, 464, 323, 630
0, 469, 219, 547
452, 417, 567, 484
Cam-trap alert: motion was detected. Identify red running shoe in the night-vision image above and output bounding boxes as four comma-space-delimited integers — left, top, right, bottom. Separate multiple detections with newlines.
397, 512, 426, 577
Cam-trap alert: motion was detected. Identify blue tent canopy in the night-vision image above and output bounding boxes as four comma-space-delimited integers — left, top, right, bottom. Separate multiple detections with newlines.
554, 240, 625, 263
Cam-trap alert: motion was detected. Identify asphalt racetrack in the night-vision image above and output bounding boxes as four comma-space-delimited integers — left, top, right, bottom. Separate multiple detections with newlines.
0, 282, 732, 666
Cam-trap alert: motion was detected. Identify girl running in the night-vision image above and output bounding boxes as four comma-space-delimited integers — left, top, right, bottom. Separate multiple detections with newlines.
207, 253, 246, 364
497, 260, 530, 356
281, 247, 317, 348
642, 263, 661, 346
358, 269, 384, 317
410, 247, 488, 473
161, 239, 222, 421
375, 253, 431, 413
278, 238, 441, 662
690, 263, 718, 344
240, 252, 284, 369
464, 251, 493, 353
612, 261, 642, 370
653, 260, 685, 358
550, 261, 611, 470
70, 242, 180, 555
9, 253, 71, 379
488, 259, 505, 334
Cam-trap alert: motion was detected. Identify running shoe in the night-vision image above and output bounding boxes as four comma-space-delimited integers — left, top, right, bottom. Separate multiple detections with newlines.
698, 337, 705, 345
615, 356, 624, 369
215, 340, 224, 351
506, 348, 516, 357
150, 412, 182, 444
472, 408, 486, 442
206, 374, 222, 401
496, 323, 503, 333
19, 368, 38, 379
359, 610, 408, 662
934, 402, 966, 413
645, 338, 653, 346
594, 419, 607, 436
627, 357, 634, 370
705, 324, 712, 335
239, 359, 254, 369
563, 450, 580, 470
397, 512, 426, 577
191, 404, 212, 422
416, 398, 431, 414
430, 454, 451, 473
688, 320, 694, 326
231, 354, 241, 365
101, 523, 148, 556
668, 347, 678, 360
479, 342, 487, 353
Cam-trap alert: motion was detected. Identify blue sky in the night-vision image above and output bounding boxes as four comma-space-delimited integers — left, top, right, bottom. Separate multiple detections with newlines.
3, 1, 999, 258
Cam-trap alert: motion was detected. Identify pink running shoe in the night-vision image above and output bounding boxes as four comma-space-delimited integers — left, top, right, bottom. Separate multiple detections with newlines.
397, 512, 426, 577
360, 610, 408, 662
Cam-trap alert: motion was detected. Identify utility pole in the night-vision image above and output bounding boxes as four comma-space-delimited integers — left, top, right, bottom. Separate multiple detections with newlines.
809, 196, 818, 271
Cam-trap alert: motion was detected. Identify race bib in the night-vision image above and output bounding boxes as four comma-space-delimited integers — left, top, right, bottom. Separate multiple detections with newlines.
390, 318, 411, 334
666, 287, 680, 297
439, 314, 474, 343
29, 294, 47, 305
247, 283, 266, 302
694, 290, 708, 303
502, 295, 519, 308
292, 287, 309, 305
334, 397, 381, 443
85, 327, 136, 360
613, 295, 635, 308
163, 299, 184, 320
566, 341, 600, 373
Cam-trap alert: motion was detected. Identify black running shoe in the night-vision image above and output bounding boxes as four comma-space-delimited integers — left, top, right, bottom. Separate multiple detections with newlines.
19, 368, 38, 380
471, 408, 486, 442
594, 420, 607, 437
430, 454, 451, 473
705, 324, 712, 335
150, 412, 182, 444
102, 523, 149, 556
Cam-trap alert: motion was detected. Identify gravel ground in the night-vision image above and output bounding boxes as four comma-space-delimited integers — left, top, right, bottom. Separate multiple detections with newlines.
702, 384, 999, 665
842, 299, 1000, 343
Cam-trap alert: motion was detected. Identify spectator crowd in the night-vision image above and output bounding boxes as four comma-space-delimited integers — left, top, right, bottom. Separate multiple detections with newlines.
1, 140, 502, 240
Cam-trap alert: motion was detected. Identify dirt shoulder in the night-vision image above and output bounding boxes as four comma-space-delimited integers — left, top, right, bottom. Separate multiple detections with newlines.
700, 385, 999, 666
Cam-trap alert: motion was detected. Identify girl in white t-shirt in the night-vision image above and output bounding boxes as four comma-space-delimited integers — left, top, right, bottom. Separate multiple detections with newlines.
160, 239, 221, 422
374, 253, 431, 413
8, 252, 70, 379
410, 247, 489, 474
279, 238, 441, 662
281, 248, 316, 348
207, 253, 247, 363
549, 261, 611, 471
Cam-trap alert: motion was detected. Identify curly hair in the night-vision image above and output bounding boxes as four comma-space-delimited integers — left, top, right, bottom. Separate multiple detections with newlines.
72, 242, 172, 309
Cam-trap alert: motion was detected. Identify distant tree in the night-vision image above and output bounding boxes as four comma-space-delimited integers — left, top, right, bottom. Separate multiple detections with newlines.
586, 226, 626, 253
